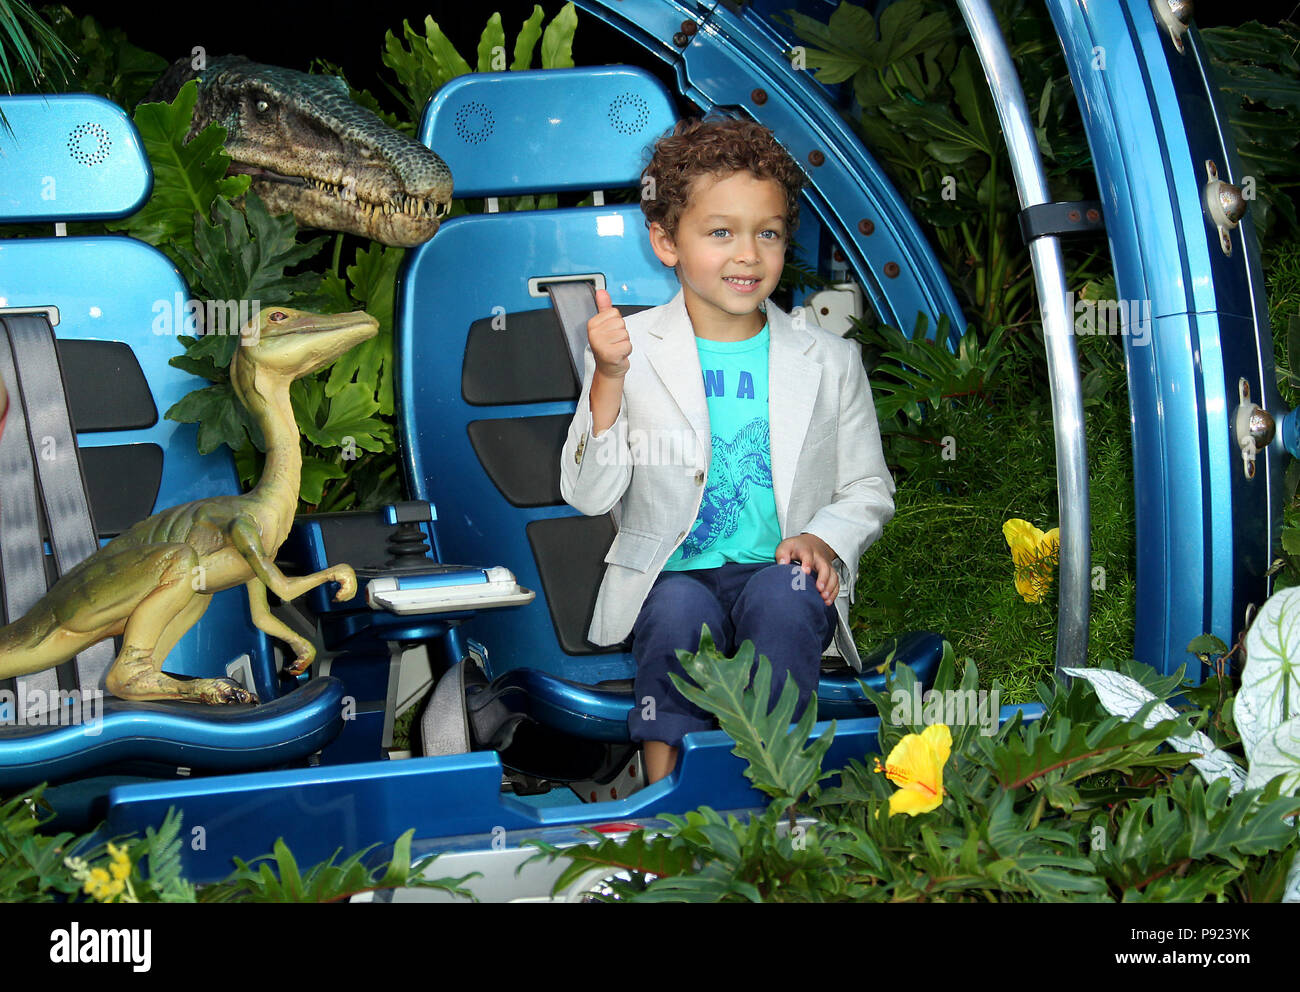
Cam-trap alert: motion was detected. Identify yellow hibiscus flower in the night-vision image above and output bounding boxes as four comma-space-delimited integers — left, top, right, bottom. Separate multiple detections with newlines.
873, 723, 952, 816
1002, 519, 1060, 604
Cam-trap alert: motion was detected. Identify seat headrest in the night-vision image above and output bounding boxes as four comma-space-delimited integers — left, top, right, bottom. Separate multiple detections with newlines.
418, 67, 677, 198
0, 95, 151, 224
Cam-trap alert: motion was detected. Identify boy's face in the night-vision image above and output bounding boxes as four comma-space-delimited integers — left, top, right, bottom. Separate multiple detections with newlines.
649, 170, 787, 335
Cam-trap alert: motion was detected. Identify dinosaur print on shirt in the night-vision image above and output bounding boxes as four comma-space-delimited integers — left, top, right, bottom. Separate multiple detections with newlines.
682, 417, 771, 557
664, 324, 783, 571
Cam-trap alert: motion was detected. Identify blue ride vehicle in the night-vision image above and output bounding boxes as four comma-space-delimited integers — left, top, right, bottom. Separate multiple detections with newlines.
0, 0, 1284, 897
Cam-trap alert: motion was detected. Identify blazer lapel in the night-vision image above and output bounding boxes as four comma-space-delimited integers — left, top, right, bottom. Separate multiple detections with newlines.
645, 290, 710, 464
766, 301, 821, 535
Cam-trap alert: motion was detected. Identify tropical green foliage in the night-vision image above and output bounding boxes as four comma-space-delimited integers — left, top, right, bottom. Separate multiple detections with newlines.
0, 789, 476, 902
105, 80, 252, 252
672, 628, 837, 812
198, 829, 476, 903
18, 4, 164, 107
0, 0, 73, 130
529, 636, 1300, 901
381, 4, 577, 121
0, 785, 86, 900
785, 0, 1104, 330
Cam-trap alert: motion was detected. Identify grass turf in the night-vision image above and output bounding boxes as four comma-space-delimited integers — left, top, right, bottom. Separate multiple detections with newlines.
848, 328, 1136, 704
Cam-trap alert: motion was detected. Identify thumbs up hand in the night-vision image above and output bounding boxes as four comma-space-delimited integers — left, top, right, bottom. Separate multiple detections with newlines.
589, 288, 632, 379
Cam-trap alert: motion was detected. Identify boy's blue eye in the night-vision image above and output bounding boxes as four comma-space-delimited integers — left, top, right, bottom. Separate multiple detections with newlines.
709, 229, 730, 237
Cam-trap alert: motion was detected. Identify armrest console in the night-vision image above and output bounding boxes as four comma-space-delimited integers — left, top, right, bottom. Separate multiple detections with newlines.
365, 565, 534, 615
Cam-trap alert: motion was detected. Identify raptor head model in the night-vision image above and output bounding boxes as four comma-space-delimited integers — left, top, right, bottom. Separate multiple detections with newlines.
147, 56, 453, 246
231, 305, 381, 408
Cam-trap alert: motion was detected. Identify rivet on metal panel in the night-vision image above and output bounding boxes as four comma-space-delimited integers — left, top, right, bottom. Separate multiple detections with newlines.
1204, 159, 1247, 257
1234, 377, 1274, 481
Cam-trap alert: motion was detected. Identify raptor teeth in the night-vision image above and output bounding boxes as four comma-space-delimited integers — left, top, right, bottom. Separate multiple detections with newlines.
300, 178, 443, 223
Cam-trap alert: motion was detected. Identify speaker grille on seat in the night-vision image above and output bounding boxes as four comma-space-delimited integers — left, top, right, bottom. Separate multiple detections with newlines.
67, 122, 112, 166
607, 92, 650, 135
454, 101, 494, 145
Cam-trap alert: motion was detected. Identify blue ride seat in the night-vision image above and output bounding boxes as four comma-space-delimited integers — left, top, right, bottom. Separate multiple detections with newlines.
0, 94, 345, 789
396, 67, 942, 754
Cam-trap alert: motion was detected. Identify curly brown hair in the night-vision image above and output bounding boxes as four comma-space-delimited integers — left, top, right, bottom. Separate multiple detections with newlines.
640, 116, 806, 240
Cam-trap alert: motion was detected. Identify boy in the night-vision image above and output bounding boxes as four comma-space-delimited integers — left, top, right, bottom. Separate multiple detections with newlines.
559, 117, 895, 783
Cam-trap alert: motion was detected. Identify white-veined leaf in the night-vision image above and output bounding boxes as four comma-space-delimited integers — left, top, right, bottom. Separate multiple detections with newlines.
1063, 667, 1245, 794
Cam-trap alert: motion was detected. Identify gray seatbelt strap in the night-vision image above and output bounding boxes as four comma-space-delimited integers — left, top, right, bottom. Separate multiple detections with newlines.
544, 280, 623, 528
545, 280, 600, 378
3, 315, 116, 692
0, 321, 60, 701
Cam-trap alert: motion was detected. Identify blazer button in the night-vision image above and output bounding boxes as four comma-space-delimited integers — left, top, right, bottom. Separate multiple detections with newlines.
694, 469, 704, 485
676, 531, 686, 543
575, 433, 587, 464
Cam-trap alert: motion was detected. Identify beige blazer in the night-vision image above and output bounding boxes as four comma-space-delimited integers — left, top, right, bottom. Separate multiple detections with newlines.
559, 289, 895, 670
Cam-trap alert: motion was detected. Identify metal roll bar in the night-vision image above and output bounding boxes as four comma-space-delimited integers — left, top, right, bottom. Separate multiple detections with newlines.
956, 0, 1091, 679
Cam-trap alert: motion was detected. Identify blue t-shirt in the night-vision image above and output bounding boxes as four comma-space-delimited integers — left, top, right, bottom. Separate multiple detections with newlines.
663, 324, 782, 571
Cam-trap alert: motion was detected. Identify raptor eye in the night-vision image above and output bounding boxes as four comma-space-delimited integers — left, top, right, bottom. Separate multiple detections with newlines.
269, 311, 287, 321
256, 99, 270, 113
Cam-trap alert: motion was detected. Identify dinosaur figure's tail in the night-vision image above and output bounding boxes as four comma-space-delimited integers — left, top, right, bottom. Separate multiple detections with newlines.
0, 605, 66, 679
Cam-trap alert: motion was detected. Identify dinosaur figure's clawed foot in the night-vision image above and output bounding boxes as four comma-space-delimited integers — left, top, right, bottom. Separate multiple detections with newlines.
193, 678, 259, 705
107, 655, 258, 705
285, 645, 317, 677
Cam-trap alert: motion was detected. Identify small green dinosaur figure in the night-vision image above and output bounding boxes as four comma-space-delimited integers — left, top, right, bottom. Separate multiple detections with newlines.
0, 306, 379, 704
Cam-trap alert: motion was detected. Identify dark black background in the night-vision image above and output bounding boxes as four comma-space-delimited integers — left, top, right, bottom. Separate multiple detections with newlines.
53, 0, 1300, 109
55, 1, 657, 101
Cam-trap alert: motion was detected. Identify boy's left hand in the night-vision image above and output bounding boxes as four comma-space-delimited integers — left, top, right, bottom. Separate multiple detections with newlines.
775, 533, 840, 606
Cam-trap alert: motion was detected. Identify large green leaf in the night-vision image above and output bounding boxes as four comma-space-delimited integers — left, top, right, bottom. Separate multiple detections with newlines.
293, 379, 390, 453
106, 80, 250, 251
880, 1, 952, 65
298, 456, 347, 506
178, 193, 328, 311
525, 827, 695, 899
477, 13, 506, 72
670, 628, 835, 807
539, 2, 578, 70
325, 243, 403, 416
381, 16, 471, 119
164, 381, 256, 456
512, 6, 546, 70
977, 699, 1194, 791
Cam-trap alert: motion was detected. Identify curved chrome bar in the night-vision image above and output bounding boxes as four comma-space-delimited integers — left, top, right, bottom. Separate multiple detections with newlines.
955, 0, 1091, 678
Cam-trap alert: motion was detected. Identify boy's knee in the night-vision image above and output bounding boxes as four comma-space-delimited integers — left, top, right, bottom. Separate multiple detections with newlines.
739, 563, 831, 620
634, 573, 727, 647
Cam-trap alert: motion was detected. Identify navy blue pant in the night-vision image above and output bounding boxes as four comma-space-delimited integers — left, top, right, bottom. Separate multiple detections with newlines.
628, 561, 839, 747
